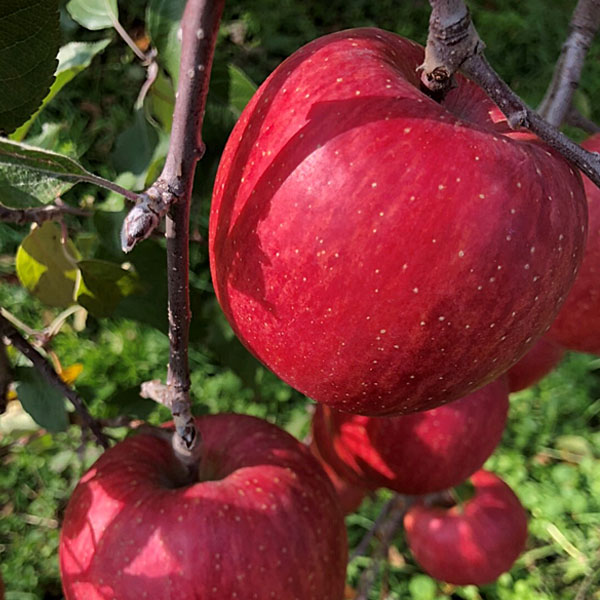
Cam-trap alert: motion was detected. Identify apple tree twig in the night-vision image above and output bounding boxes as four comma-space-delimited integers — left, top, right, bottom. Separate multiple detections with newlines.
0, 199, 90, 225
0, 312, 109, 448
538, 0, 600, 127
420, 0, 600, 190
566, 105, 600, 134
127, 0, 224, 469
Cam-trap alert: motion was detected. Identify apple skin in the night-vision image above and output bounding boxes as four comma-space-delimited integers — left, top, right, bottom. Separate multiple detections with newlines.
308, 438, 367, 514
506, 336, 564, 392
311, 377, 508, 495
59, 414, 348, 600
403, 470, 528, 586
209, 27, 587, 416
548, 134, 600, 354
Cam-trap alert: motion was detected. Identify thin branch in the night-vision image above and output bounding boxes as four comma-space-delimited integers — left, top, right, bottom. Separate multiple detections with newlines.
128, 0, 224, 469
538, 0, 600, 126
0, 341, 10, 413
421, 0, 600, 190
566, 105, 600, 134
0, 201, 90, 225
121, 1, 223, 252
0, 313, 109, 448
354, 494, 408, 600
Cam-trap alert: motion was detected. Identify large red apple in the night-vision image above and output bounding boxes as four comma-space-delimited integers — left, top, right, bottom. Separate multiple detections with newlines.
403, 470, 528, 586
311, 377, 508, 495
209, 27, 587, 416
59, 414, 348, 600
548, 134, 600, 354
506, 336, 564, 392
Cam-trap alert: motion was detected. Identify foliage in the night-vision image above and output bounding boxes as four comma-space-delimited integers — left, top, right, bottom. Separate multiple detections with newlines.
1, 0, 600, 598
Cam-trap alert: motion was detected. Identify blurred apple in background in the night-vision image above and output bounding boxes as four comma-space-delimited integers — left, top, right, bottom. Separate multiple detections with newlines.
311, 378, 509, 495
403, 470, 528, 586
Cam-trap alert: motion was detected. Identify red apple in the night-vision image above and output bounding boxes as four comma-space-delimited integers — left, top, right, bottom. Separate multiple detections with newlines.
311, 377, 508, 495
506, 336, 564, 392
403, 470, 528, 586
308, 437, 367, 514
549, 134, 600, 354
209, 27, 587, 416
59, 414, 348, 600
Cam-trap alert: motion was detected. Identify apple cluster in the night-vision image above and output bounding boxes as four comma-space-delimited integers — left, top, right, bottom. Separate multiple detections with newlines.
59, 26, 600, 599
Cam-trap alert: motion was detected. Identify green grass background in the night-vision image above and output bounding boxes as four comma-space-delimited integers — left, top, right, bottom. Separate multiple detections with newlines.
1, 0, 600, 598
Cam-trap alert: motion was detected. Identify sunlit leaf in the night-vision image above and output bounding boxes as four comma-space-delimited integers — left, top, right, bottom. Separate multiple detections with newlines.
16, 222, 80, 307
66, 0, 118, 31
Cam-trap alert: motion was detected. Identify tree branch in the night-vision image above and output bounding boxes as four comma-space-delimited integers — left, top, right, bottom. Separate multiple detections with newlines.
421, 0, 600, 190
566, 105, 600, 134
0, 200, 90, 225
0, 313, 109, 448
126, 0, 225, 469
538, 0, 600, 126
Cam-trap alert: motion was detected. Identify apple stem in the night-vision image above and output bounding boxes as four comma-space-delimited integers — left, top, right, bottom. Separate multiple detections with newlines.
423, 0, 600, 190
538, 0, 600, 127
0, 312, 110, 449
125, 0, 224, 468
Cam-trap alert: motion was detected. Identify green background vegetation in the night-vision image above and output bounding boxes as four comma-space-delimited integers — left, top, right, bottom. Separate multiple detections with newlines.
1, 0, 600, 598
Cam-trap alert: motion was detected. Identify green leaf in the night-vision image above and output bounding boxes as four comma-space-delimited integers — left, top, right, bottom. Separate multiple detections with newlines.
0, 0, 60, 135
76, 259, 141, 317
0, 137, 98, 207
228, 64, 257, 116
66, 0, 118, 30
408, 575, 437, 600
112, 109, 159, 188
148, 68, 175, 132
11, 39, 111, 141
15, 366, 69, 433
16, 222, 80, 307
146, 0, 185, 85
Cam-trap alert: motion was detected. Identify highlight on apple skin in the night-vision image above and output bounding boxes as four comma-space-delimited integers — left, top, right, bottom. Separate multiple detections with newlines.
403, 470, 528, 586
59, 413, 348, 600
311, 377, 509, 495
209, 27, 587, 417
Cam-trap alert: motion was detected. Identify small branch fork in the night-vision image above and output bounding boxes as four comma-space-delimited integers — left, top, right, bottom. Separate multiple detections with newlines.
128, 0, 225, 468
421, 0, 600, 189
0, 312, 109, 449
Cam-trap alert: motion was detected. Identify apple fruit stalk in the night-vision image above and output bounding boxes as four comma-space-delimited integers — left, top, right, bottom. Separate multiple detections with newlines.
311, 377, 508, 495
549, 133, 600, 354
60, 414, 348, 600
209, 27, 587, 416
403, 469, 528, 586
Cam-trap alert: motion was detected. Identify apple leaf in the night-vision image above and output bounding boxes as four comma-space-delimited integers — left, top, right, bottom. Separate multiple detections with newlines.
408, 575, 436, 600
16, 222, 80, 308
66, 0, 118, 31
15, 366, 69, 433
0, 0, 60, 135
229, 64, 258, 116
11, 39, 111, 141
76, 259, 142, 317
146, 0, 186, 85
0, 138, 96, 207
